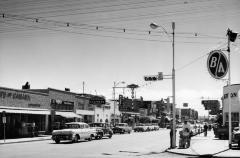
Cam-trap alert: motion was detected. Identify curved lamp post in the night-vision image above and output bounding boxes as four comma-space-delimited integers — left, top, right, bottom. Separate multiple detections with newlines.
150, 22, 176, 148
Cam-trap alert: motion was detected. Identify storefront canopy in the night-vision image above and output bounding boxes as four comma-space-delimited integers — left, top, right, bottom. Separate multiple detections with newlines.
56, 111, 82, 118
121, 111, 140, 116
0, 108, 50, 115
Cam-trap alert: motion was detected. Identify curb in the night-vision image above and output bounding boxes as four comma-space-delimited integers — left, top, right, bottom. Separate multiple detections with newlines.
166, 148, 231, 158
0, 137, 51, 145
165, 148, 199, 157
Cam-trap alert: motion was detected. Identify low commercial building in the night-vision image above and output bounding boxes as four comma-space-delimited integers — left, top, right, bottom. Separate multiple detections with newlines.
222, 84, 240, 128
0, 87, 49, 139
0, 87, 95, 139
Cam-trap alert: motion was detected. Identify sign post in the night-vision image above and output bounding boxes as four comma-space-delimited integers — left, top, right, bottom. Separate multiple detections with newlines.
2, 111, 6, 143
207, 49, 230, 147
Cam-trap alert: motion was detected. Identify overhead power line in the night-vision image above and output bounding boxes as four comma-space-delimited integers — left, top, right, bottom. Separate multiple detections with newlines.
0, 12, 226, 42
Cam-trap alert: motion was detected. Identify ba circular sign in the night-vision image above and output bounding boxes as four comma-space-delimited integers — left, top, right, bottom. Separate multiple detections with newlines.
207, 50, 229, 79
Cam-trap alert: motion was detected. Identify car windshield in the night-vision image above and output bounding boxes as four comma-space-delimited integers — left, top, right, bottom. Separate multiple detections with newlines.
65, 124, 80, 129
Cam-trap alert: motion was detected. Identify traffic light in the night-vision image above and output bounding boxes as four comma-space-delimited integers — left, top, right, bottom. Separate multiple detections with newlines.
227, 29, 238, 42
144, 76, 158, 81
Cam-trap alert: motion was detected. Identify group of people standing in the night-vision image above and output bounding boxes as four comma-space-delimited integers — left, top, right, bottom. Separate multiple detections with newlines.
172, 121, 210, 149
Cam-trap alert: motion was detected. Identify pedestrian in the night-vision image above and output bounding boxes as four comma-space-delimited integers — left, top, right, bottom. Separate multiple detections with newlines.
204, 123, 208, 136
182, 120, 191, 148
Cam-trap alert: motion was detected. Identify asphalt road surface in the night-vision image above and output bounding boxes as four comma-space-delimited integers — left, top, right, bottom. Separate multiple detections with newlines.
0, 129, 195, 158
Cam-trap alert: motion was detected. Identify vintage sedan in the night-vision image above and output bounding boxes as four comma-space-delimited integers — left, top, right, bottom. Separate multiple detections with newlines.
112, 123, 132, 134
134, 123, 148, 132
89, 123, 113, 139
52, 122, 96, 144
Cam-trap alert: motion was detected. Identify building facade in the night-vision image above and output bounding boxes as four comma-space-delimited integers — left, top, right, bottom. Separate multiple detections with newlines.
222, 84, 240, 127
0, 87, 99, 139
0, 87, 49, 139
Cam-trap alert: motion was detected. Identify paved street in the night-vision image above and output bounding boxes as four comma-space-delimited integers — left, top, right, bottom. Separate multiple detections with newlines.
0, 129, 190, 158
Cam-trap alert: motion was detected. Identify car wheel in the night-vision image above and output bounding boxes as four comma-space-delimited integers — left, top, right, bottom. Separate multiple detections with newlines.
72, 135, 78, 143
108, 133, 112, 138
238, 140, 240, 148
98, 133, 103, 139
88, 135, 93, 141
55, 138, 60, 144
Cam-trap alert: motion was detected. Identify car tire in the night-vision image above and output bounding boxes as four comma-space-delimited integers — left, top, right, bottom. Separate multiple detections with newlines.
238, 140, 240, 148
72, 135, 78, 143
88, 135, 93, 141
108, 133, 112, 138
55, 138, 60, 144
99, 133, 103, 139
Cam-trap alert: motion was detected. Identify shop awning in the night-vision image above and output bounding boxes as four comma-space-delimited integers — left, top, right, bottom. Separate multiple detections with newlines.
121, 111, 140, 116
76, 109, 94, 115
56, 111, 82, 118
0, 108, 50, 115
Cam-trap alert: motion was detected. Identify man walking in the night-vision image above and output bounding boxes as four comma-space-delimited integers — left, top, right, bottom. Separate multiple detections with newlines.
204, 123, 208, 136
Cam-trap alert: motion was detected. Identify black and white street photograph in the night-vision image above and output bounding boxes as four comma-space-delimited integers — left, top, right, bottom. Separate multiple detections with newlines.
0, 0, 240, 157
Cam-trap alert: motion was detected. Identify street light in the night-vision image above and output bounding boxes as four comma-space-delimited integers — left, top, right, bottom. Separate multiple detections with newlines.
113, 81, 125, 126
150, 22, 176, 148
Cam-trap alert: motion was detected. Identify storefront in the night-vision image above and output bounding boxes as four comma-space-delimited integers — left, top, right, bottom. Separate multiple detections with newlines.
222, 84, 240, 127
42, 88, 82, 130
0, 87, 49, 139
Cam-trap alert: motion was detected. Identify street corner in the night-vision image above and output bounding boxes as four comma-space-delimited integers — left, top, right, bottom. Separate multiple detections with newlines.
213, 149, 240, 158
165, 147, 199, 157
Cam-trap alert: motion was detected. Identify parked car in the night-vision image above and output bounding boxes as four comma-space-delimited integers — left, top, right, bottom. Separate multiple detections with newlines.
52, 122, 97, 144
89, 123, 113, 139
112, 123, 132, 134
151, 123, 160, 131
134, 123, 148, 132
232, 127, 240, 148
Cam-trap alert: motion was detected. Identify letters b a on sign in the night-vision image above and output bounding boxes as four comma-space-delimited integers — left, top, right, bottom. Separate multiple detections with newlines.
207, 50, 229, 79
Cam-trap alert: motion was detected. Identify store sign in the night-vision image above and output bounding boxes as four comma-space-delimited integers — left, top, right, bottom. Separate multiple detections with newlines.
183, 103, 188, 107
0, 91, 30, 101
223, 92, 238, 99
89, 96, 106, 104
2, 117, 6, 124
2, 111, 6, 124
207, 50, 228, 79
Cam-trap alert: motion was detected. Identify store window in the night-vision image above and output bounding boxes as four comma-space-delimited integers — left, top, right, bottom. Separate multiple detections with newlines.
225, 112, 239, 122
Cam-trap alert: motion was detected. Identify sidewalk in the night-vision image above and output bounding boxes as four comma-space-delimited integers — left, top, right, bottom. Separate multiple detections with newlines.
0, 135, 51, 145
166, 130, 240, 157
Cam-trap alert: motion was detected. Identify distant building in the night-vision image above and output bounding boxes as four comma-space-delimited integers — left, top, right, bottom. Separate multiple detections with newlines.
181, 108, 198, 122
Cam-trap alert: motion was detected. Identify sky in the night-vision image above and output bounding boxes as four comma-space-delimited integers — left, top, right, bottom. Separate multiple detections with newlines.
0, 0, 240, 116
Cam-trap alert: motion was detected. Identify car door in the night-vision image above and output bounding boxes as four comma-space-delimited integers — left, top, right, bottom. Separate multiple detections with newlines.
84, 124, 91, 138
79, 124, 85, 139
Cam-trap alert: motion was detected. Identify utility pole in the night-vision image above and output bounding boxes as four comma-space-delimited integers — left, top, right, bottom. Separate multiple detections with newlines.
113, 82, 116, 126
83, 81, 85, 94
227, 29, 232, 149
172, 22, 176, 149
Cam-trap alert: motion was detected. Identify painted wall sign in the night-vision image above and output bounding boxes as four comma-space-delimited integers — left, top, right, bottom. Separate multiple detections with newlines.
0, 91, 30, 101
